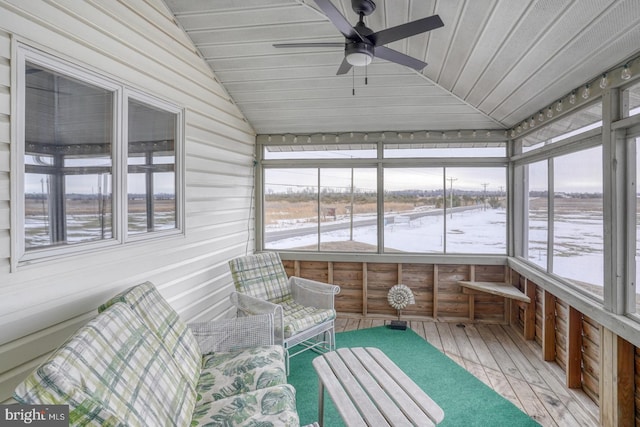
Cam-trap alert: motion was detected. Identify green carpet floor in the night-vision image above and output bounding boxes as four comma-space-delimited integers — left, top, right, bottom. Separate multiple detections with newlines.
288, 326, 540, 426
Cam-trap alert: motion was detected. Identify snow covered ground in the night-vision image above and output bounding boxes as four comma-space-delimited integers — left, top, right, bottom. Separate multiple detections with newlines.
267, 206, 606, 289
268, 207, 505, 253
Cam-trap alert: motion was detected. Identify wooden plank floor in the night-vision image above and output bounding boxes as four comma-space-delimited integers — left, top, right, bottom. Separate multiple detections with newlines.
335, 317, 600, 427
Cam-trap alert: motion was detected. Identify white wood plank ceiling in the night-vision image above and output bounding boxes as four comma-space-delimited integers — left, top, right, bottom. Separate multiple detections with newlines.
164, 0, 640, 135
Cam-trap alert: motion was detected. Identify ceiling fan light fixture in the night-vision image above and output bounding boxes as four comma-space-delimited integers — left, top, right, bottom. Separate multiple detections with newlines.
346, 51, 373, 66
345, 43, 374, 66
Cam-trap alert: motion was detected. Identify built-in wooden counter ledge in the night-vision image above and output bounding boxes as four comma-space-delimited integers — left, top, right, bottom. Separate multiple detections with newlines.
458, 281, 531, 303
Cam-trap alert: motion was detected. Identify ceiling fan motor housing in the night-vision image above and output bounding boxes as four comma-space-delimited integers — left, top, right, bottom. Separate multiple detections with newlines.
345, 42, 374, 66
351, 0, 376, 16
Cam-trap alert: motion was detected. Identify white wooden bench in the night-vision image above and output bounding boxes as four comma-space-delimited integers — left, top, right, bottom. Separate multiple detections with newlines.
312, 347, 444, 426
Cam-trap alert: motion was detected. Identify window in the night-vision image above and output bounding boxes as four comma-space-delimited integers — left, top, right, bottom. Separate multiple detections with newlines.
384, 142, 506, 158
520, 144, 603, 300
320, 168, 377, 252
263, 168, 377, 251
619, 83, 640, 317
628, 81, 640, 117
517, 90, 606, 300
635, 137, 640, 313
444, 167, 507, 254
23, 61, 114, 250
16, 45, 183, 264
518, 102, 602, 153
260, 138, 508, 254
552, 146, 603, 294
383, 168, 444, 253
127, 99, 177, 236
526, 161, 548, 269
382, 167, 506, 254
264, 144, 376, 159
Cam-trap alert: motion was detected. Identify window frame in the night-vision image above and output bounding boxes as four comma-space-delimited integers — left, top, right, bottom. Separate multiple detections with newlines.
522, 159, 549, 270
123, 88, 184, 244
257, 138, 509, 255
12, 44, 184, 269
514, 129, 604, 299
514, 83, 640, 323
624, 127, 640, 319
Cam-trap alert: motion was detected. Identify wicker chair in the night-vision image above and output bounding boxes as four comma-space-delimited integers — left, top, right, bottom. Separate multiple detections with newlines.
229, 252, 340, 373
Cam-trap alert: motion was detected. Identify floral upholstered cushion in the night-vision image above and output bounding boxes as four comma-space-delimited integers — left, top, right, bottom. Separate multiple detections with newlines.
14, 302, 196, 427
281, 299, 336, 338
98, 281, 202, 388
197, 345, 286, 402
191, 384, 299, 427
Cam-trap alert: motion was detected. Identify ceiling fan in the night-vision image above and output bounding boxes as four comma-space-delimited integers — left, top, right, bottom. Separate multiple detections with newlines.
274, 0, 444, 75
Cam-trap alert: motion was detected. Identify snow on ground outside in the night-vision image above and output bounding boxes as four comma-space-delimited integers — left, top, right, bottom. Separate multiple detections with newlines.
268, 207, 605, 288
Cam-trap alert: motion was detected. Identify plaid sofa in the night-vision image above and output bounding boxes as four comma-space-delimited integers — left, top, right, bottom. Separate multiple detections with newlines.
14, 282, 300, 426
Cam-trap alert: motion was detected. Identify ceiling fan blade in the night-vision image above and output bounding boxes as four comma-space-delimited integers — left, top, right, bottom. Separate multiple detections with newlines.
336, 57, 353, 75
273, 42, 344, 48
368, 15, 444, 46
375, 46, 428, 71
313, 0, 362, 40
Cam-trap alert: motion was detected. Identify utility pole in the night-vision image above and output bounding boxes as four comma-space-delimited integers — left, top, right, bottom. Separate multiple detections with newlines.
349, 168, 354, 241
447, 177, 457, 218
481, 183, 489, 210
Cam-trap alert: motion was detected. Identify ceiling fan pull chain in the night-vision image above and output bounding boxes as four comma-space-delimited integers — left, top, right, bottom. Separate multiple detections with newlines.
352, 67, 356, 96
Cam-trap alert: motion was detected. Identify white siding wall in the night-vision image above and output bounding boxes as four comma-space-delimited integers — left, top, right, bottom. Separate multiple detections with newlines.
0, 0, 255, 401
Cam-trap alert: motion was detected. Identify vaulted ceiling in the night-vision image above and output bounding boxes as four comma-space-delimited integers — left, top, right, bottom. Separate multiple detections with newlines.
164, 0, 640, 135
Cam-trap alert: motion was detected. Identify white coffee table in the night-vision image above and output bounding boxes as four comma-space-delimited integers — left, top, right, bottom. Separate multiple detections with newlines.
312, 347, 444, 426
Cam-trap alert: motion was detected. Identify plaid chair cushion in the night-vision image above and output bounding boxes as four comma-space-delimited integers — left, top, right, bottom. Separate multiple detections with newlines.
99, 281, 201, 388
229, 252, 290, 303
191, 384, 299, 426
197, 345, 286, 402
14, 303, 196, 427
281, 299, 336, 338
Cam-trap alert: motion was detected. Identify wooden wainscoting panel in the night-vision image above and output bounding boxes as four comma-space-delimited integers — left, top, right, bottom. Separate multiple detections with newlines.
366, 263, 398, 316
471, 264, 509, 323
401, 263, 435, 317
582, 368, 600, 405
555, 298, 569, 370
567, 307, 583, 388
582, 352, 600, 403
534, 285, 543, 346
615, 336, 634, 427
634, 346, 640, 425
510, 272, 526, 332
524, 279, 537, 340
436, 264, 471, 321
543, 290, 557, 362
333, 262, 364, 314
472, 293, 507, 323
282, 259, 295, 277
601, 328, 635, 426
297, 260, 329, 282
582, 315, 600, 404
474, 265, 506, 282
